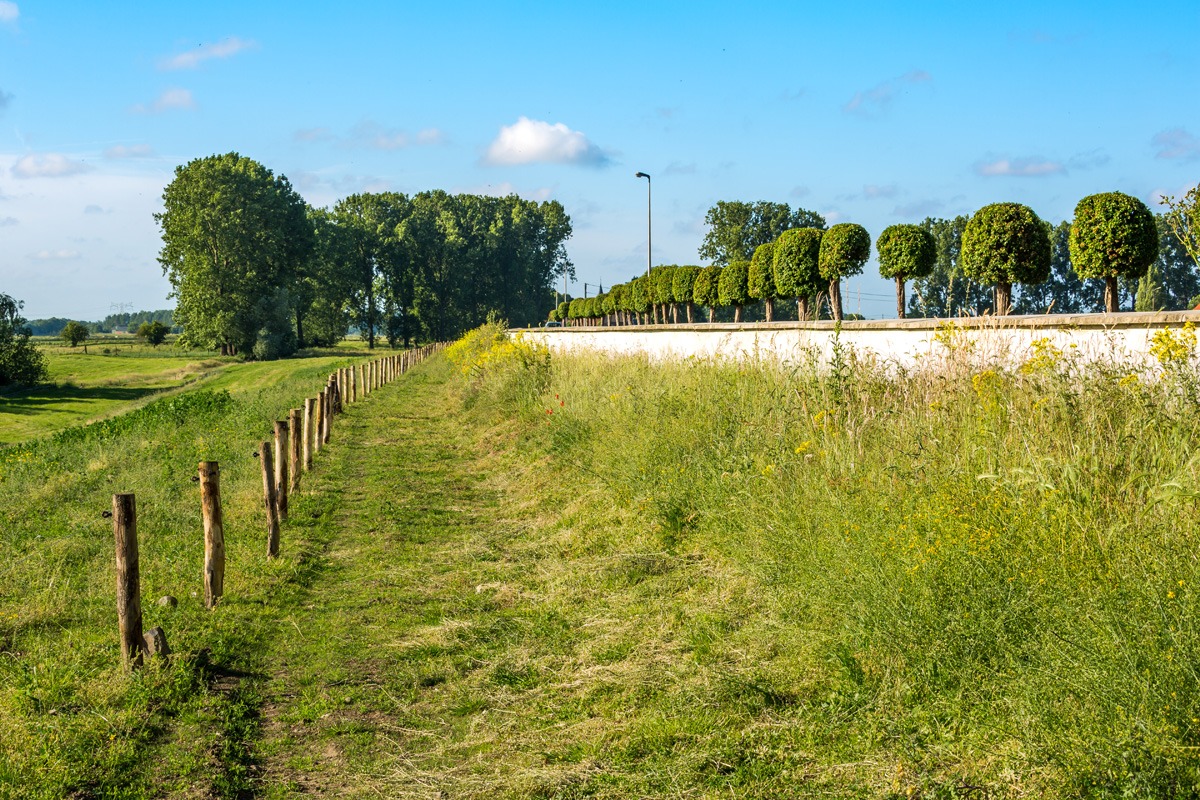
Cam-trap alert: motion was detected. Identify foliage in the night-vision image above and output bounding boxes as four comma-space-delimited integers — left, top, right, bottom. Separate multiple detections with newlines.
1135, 261, 1167, 311
1160, 183, 1200, 268
0, 293, 47, 385
157, 153, 313, 357
630, 276, 650, 315
747, 242, 776, 301
1070, 192, 1158, 312
60, 320, 90, 348
876, 224, 936, 281
1149, 322, 1196, 367
717, 260, 751, 309
961, 203, 1052, 312
671, 266, 699, 305
446, 322, 550, 407
650, 265, 676, 306
818, 223, 871, 281
692, 265, 722, 310
698, 201, 825, 265
772, 227, 823, 299
135, 321, 170, 347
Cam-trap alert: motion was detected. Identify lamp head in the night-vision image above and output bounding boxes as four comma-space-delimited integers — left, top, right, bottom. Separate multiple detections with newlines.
635, 171, 650, 179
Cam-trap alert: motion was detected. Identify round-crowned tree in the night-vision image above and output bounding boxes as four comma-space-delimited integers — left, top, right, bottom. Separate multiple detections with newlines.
652, 265, 677, 323
611, 284, 629, 325
1069, 192, 1158, 313
567, 298, 582, 325
631, 275, 651, 324
718, 260, 751, 322
672, 265, 700, 324
600, 291, 616, 326
748, 242, 777, 321
693, 265, 723, 322
876, 224, 937, 319
818, 223, 871, 321
556, 301, 569, 324
961, 203, 1052, 315
61, 320, 90, 348
773, 228, 823, 320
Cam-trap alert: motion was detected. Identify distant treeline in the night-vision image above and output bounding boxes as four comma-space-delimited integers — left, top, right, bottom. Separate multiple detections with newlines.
26, 309, 176, 337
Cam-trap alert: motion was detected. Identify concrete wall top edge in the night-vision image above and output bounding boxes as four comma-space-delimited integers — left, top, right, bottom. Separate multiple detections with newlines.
517, 310, 1200, 334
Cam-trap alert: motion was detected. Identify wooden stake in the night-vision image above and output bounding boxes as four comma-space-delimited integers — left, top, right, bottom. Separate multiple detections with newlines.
288, 408, 302, 491
199, 462, 224, 609
312, 392, 324, 455
321, 387, 332, 444
113, 493, 146, 666
273, 420, 289, 521
261, 441, 281, 558
303, 398, 315, 469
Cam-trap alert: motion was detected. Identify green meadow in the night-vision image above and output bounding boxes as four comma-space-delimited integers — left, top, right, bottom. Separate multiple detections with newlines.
2, 325, 1199, 798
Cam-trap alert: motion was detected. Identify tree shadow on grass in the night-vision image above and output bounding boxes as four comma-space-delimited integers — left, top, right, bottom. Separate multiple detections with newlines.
0, 384, 159, 416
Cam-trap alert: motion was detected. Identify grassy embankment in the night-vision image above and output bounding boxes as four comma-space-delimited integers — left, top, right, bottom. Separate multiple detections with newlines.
4, 322, 1200, 798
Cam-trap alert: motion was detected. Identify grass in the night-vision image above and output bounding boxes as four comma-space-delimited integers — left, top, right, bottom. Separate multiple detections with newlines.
4, 324, 1200, 797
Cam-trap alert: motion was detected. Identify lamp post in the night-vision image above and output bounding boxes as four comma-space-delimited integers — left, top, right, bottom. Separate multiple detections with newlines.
635, 171, 651, 324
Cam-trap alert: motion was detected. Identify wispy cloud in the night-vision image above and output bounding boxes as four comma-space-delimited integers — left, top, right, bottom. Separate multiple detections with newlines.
0, 215, 16, 226
893, 199, 944, 218
131, 87, 195, 114
0, 2, 17, 24
843, 70, 931, 116
30, 249, 80, 261
83, 205, 109, 215
104, 144, 154, 159
484, 117, 610, 167
789, 185, 810, 199
662, 161, 696, 176
1153, 128, 1200, 160
160, 36, 256, 70
294, 127, 334, 143
12, 153, 93, 179
340, 120, 445, 150
863, 184, 898, 199
0, 90, 11, 110
974, 156, 1065, 177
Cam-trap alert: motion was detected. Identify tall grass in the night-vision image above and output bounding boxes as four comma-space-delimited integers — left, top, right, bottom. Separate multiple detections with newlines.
462, 325, 1200, 797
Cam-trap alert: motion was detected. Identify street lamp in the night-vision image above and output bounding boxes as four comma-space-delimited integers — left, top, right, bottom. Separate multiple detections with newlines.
635, 172, 651, 281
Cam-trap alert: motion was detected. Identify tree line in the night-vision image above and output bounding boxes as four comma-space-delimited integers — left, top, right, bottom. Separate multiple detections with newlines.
158, 152, 574, 358
557, 192, 1199, 326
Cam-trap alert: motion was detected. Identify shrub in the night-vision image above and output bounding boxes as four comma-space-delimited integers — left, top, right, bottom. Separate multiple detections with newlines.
446, 322, 550, 408
672, 266, 701, 323
961, 203, 1051, 315
877, 224, 937, 319
748, 243, 777, 321
718, 260, 751, 322
773, 228, 823, 320
1070, 192, 1158, 313
692, 266, 723, 322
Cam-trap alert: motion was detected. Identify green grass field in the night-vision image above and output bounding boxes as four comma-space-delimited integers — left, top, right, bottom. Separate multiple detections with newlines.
2, 327, 1199, 798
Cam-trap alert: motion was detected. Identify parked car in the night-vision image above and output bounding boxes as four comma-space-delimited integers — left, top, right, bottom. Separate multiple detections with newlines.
543, 320, 562, 327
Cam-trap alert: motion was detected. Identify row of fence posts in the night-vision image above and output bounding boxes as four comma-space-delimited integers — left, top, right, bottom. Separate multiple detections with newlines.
111, 343, 446, 667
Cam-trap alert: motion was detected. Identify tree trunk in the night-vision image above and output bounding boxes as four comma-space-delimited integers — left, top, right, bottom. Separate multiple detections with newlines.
672, 304, 678, 324
764, 298, 773, 322
995, 283, 1012, 315
686, 302, 694, 324
708, 306, 715, 323
734, 305, 742, 323
830, 280, 843, 321
896, 276, 906, 319
797, 297, 810, 321
295, 309, 306, 349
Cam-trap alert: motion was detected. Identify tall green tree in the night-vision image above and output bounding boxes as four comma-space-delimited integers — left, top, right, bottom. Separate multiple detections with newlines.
818, 223, 871, 321
0, 293, 47, 385
1070, 192, 1158, 313
748, 242, 777, 321
1153, 213, 1200, 310
961, 203, 1052, 315
876, 224, 936, 319
672, 266, 700, 324
651, 265, 677, 323
699, 201, 825, 265
1161, 184, 1200, 269
137, 320, 170, 347
60, 321, 90, 348
717, 260, 751, 322
773, 228, 823, 320
331, 192, 409, 348
157, 153, 313, 356
693, 266, 723, 322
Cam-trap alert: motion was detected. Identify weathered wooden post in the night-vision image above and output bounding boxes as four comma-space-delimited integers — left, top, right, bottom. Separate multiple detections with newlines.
113, 493, 146, 666
261, 442, 281, 558
199, 462, 224, 609
303, 398, 316, 468
312, 392, 324, 455
288, 408, 302, 491
273, 420, 289, 521
321, 386, 332, 445
349, 366, 357, 404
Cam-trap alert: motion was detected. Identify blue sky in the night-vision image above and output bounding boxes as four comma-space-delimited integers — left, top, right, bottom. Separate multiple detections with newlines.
1, 0, 1198, 320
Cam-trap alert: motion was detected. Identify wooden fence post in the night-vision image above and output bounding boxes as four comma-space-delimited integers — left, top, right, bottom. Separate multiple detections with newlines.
303, 398, 316, 468
312, 392, 324, 455
350, 366, 357, 404
321, 387, 332, 445
273, 420, 289, 522
288, 408, 302, 491
261, 442, 281, 558
199, 462, 224, 609
113, 493, 146, 666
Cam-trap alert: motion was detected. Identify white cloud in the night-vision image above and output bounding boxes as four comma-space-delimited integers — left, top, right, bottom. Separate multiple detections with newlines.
346, 120, 445, 150
484, 117, 609, 166
31, 249, 81, 261
975, 156, 1065, 177
0, 215, 16, 226
104, 144, 154, 159
415, 128, 445, 145
893, 199, 944, 218
132, 88, 195, 114
12, 153, 93, 178
160, 36, 256, 70
1153, 128, 1200, 160
844, 70, 931, 115
0, 2, 17, 24
663, 161, 696, 176
294, 127, 334, 143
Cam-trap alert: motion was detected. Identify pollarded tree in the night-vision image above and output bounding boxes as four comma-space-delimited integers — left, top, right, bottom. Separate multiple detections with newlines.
748, 242, 777, 321
672, 265, 700, 323
631, 275, 651, 325
61, 320, 90, 348
693, 265, 723, 322
699, 201, 826, 264
651, 265, 677, 323
818, 223, 870, 321
1069, 192, 1158, 313
600, 291, 616, 326
718, 260, 751, 322
556, 301, 570, 324
961, 203, 1052, 315
773, 228, 824, 320
877, 224, 937, 319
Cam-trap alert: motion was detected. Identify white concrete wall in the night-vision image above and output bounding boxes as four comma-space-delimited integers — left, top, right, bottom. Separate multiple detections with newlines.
518, 312, 1200, 369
